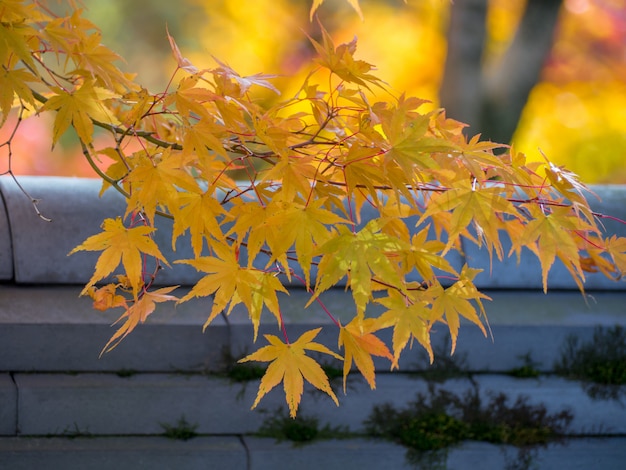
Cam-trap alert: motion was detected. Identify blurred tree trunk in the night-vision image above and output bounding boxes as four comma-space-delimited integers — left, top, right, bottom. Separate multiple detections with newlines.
440, 0, 563, 145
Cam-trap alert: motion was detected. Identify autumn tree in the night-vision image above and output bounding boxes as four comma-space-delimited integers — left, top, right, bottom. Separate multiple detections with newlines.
440, 0, 563, 144
1, 0, 625, 418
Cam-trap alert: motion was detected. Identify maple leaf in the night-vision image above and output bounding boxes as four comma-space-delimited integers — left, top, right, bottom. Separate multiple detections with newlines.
241, 270, 289, 341
172, 189, 228, 258
518, 205, 591, 292
124, 148, 200, 224
605, 235, 626, 279
262, 198, 352, 286
212, 56, 280, 95
314, 219, 405, 315
0, 20, 39, 72
39, 80, 120, 146
239, 328, 343, 418
309, 23, 382, 90
69, 217, 169, 296
0, 66, 36, 124
374, 290, 433, 367
101, 286, 179, 355
428, 266, 490, 355
86, 283, 128, 311
399, 227, 458, 282
338, 318, 393, 392
418, 182, 519, 257
71, 31, 136, 92
176, 243, 287, 339
167, 26, 200, 74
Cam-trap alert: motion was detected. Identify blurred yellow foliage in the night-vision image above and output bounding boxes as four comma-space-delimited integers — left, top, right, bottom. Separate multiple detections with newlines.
7, 0, 626, 183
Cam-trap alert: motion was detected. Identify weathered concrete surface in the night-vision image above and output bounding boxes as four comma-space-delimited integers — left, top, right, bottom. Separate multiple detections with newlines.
0, 176, 201, 285
12, 372, 626, 437
0, 436, 247, 470
0, 191, 12, 280
0, 374, 16, 436
0, 286, 228, 372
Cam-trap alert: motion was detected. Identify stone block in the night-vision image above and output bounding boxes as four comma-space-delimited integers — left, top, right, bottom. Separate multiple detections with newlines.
0, 193, 12, 281
0, 436, 246, 470
14, 373, 279, 436
0, 374, 16, 436
0, 176, 201, 285
245, 437, 413, 470
0, 286, 228, 372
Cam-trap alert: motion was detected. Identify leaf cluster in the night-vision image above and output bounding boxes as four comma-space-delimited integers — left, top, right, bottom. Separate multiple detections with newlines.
2, 1, 626, 417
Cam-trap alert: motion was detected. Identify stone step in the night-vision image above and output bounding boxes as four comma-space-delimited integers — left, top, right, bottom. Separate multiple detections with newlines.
2, 373, 624, 437
1, 285, 624, 374
2, 176, 626, 289
1, 436, 626, 470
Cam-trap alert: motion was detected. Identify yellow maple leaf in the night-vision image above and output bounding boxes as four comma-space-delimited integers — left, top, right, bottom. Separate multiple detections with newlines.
428, 266, 490, 355
418, 182, 519, 258
39, 80, 120, 146
519, 205, 591, 292
100, 286, 179, 355
172, 190, 228, 258
239, 328, 343, 418
338, 318, 393, 393
124, 148, 200, 224
69, 217, 169, 296
0, 66, 36, 124
308, 22, 381, 90
374, 290, 433, 367
314, 219, 404, 316
176, 244, 288, 339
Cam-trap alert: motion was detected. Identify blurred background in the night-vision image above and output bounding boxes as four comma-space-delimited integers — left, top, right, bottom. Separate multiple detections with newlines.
4, 0, 626, 183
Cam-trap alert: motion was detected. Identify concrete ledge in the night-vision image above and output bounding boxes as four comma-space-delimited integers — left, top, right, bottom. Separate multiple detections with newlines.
1, 436, 625, 470
1, 176, 624, 290
0, 374, 16, 436
0, 190, 12, 281
2, 286, 625, 373
244, 437, 626, 470
0, 436, 247, 470
14, 373, 277, 436
0, 286, 228, 372
12, 372, 626, 437
0, 176, 201, 285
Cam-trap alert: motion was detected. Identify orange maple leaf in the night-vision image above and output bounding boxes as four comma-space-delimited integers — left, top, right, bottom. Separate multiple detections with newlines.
338, 318, 393, 393
239, 328, 343, 418
101, 286, 179, 355
69, 217, 169, 296
86, 283, 127, 311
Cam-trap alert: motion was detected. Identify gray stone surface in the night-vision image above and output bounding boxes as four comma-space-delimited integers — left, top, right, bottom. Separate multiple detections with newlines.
0, 192, 12, 281
0, 436, 247, 470
245, 437, 626, 470
0, 176, 202, 285
0, 374, 16, 436
0, 286, 228, 372
246, 437, 414, 469
14, 373, 279, 436
13, 372, 625, 437
1, 436, 625, 470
